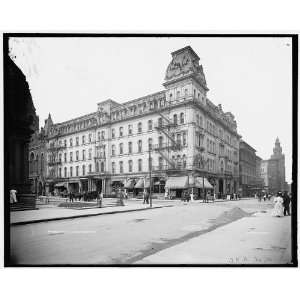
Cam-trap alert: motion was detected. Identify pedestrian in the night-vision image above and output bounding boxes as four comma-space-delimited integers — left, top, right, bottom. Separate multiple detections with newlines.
143, 190, 147, 204
282, 191, 290, 216
164, 189, 169, 200
97, 191, 103, 207
271, 192, 284, 217
69, 192, 74, 203
10, 189, 17, 204
119, 189, 125, 206
190, 191, 194, 202
258, 192, 262, 202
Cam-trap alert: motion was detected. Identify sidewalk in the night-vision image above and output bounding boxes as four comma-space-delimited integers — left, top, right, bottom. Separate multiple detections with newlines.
137, 209, 292, 265
10, 201, 173, 226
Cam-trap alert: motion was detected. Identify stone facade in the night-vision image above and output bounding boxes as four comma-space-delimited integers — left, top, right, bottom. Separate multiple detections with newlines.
31, 46, 241, 198
5, 56, 39, 200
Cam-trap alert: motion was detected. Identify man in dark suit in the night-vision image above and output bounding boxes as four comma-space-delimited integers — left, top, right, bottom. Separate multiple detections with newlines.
283, 191, 290, 216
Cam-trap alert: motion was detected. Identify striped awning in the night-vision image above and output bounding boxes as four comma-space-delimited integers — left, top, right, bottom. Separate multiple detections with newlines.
124, 179, 135, 189
165, 176, 188, 189
194, 177, 213, 189
134, 178, 144, 189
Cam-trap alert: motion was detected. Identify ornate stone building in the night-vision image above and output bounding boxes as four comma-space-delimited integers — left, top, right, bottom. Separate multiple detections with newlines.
28, 114, 53, 195
260, 138, 287, 193
34, 46, 241, 198
5, 56, 39, 203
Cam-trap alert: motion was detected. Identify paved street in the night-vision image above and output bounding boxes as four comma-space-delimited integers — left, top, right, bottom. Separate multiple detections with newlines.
10, 199, 291, 265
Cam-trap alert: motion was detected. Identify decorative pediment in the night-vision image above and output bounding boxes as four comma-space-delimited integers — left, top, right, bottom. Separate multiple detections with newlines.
164, 46, 207, 89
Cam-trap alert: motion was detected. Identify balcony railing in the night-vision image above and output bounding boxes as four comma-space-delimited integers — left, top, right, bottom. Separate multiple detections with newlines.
48, 144, 67, 151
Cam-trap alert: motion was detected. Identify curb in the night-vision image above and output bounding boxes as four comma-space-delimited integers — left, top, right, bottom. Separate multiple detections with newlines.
11, 205, 174, 226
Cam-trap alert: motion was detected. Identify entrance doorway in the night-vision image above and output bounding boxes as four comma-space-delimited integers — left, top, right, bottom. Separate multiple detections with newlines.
95, 179, 102, 192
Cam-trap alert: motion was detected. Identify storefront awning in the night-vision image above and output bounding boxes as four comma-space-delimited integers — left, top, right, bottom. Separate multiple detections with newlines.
134, 178, 144, 189
124, 179, 135, 189
165, 176, 188, 189
194, 177, 213, 189
55, 182, 67, 188
111, 180, 124, 186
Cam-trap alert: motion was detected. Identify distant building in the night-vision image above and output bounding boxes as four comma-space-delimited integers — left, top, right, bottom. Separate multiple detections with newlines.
30, 46, 242, 198
239, 140, 263, 196
260, 138, 286, 193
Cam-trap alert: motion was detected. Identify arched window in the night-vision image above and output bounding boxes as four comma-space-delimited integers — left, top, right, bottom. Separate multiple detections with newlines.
183, 132, 187, 146
59, 168, 62, 178
138, 140, 142, 153
138, 122, 142, 133
138, 159, 142, 172
64, 167, 67, 177
70, 166, 73, 177
128, 142, 132, 154
41, 153, 44, 173
173, 114, 178, 125
119, 127, 123, 137
82, 165, 85, 176
183, 155, 187, 168
180, 112, 184, 124
159, 157, 163, 170
158, 136, 163, 148
148, 120, 153, 131
119, 143, 123, 155
221, 161, 224, 173
148, 157, 152, 171
112, 145, 116, 156
158, 117, 163, 128
112, 162, 116, 174
119, 161, 124, 174
35, 154, 39, 173
96, 162, 99, 172
148, 138, 153, 151
101, 162, 105, 172
128, 160, 133, 172
111, 128, 115, 139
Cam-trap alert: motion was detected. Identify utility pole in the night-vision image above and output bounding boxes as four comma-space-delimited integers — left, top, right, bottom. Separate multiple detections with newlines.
149, 148, 152, 208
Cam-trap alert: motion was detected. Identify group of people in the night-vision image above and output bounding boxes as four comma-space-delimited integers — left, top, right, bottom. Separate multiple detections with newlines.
256, 192, 272, 202
271, 191, 291, 217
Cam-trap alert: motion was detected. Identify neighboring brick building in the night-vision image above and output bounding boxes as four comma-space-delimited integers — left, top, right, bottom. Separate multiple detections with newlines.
239, 140, 257, 196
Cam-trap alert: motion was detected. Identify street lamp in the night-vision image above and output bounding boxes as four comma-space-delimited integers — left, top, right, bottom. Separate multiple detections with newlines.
148, 148, 152, 208
199, 147, 209, 202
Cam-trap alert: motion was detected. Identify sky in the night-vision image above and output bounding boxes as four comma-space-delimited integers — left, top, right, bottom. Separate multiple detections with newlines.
9, 37, 293, 182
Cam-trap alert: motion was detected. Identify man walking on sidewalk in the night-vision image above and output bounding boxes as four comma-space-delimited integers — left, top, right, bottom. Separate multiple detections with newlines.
283, 191, 290, 216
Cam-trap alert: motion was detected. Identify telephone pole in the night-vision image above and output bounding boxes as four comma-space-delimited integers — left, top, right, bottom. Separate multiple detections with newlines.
149, 148, 152, 208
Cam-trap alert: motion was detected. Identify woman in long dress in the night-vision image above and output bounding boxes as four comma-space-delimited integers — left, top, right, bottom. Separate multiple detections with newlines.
271, 192, 284, 217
